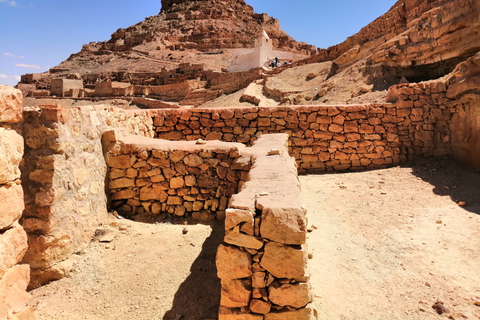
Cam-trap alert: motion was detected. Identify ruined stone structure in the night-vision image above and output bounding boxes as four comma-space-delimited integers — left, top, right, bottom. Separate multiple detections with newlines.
0, 86, 35, 320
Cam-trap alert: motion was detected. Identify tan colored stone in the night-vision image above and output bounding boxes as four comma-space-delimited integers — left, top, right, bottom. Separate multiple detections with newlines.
169, 150, 185, 162
140, 187, 168, 201
0, 127, 23, 184
107, 155, 131, 169
225, 208, 254, 231
112, 189, 136, 200
250, 299, 272, 315
170, 177, 185, 189
10, 306, 36, 320
0, 184, 24, 230
224, 227, 264, 250
264, 304, 318, 320
0, 85, 23, 123
218, 306, 263, 320
220, 279, 251, 308
268, 282, 312, 308
260, 242, 308, 280
252, 271, 266, 288
0, 223, 28, 276
216, 244, 252, 280
0, 264, 30, 320
192, 211, 216, 221
183, 154, 203, 167
260, 207, 307, 245
109, 178, 135, 189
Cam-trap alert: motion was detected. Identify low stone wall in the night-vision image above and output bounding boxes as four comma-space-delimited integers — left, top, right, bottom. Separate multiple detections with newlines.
217, 134, 316, 319
21, 104, 155, 287
0, 86, 35, 319
105, 129, 251, 220
148, 103, 441, 173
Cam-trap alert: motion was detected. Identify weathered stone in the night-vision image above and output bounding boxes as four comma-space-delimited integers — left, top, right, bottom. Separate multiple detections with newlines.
184, 154, 204, 167
0, 264, 30, 320
0, 127, 23, 184
216, 244, 252, 280
109, 178, 135, 189
139, 187, 168, 201
250, 299, 272, 315
9, 306, 36, 320
220, 279, 251, 308
112, 189, 136, 200
260, 207, 307, 245
252, 271, 266, 288
268, 282, 312, 308
169, 150, 185, 162
0, 223, 28, 276
264, 304, 318, 320
170, 177, 185, 189
224, 227, 264, 250
225, 208, 254, 231
107, 155, 131, 169
192, 211, 216, 222
0, 85, 23, 123
260, 242, 308, 280
0, 184, 24, 230
218, 306, 263, 320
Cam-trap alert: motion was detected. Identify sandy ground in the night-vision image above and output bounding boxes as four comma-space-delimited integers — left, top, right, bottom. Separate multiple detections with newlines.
28, 158, 480, 320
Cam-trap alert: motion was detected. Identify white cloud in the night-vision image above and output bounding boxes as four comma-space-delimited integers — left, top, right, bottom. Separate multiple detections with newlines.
4, 52, 24, 59
15, 63, 41, 69
0, 0, 17, 6
0, 74, 21, 80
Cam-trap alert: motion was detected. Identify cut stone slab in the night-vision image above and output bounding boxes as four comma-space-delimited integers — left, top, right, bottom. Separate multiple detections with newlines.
268, 282, 313, 308
216, 244, 252, 280
260, 242, 308, 281
259, 205, 307, 245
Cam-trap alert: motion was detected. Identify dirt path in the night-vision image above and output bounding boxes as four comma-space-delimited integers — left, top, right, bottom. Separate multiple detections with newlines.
28, 158, 480, 319
302, 158, 480, 320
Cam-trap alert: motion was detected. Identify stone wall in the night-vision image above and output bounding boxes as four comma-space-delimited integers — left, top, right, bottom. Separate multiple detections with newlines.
21, 105, 154, 287
217, 134, 316, 319
105, 129, 250, 221
148, 103, 445, 173
0, 86, 35, 319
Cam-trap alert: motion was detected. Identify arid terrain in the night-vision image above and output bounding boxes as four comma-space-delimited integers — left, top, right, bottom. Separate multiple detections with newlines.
27, 158, 480, 320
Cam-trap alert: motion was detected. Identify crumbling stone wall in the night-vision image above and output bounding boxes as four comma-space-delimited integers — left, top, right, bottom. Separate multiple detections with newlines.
105, 129, 251, 220
217, 134, 316, 319
0, 86, 35, 319
21, 105, 155, 287
148, 103, 447, 173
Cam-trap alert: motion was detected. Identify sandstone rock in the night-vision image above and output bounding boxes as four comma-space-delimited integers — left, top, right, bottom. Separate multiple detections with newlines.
29, 258, 74, 289
0, 85, 22, 123
216, 244, 252, 280
264, 304, 318, 320
183, 154, 204, 167
220, 279, 251, 308
0, 264, 30, 320
268, 282, 312, 308
0, 184, 24, 230
192, 211, 215, 222
260, 242, 308, 281
259, 206, 307, 245
0, 223, 28, 276
218, 306, 263, 320
225, 208, 254, 231
139, 187, 168, 201
224, 227, 263, 250
250, 299, 272, 315
170, 177, 185, 189
109, 178, 135, 189
251, 271, 266, 288
9, 306, 36, 320
107, 155, 132, 169
0, 127, 23, 184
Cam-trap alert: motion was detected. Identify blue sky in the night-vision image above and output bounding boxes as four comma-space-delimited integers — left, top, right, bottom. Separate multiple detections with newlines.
0, 0, 396, 87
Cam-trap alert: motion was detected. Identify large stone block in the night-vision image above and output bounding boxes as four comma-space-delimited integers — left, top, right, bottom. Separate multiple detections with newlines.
268, 282, 312, 308
220, 279, 251, 308
0, 85, 23, 123
0, 183, 24, 231
225, 208, 254, 231
264, 304, 318, 320
0, 127, 23, 184
0, 223, 28, 277
260, 242, 308, 281
216, 244, 252, 280
224, 228, 263, 250
259, 206, 306, 245
0, 264, 30, 320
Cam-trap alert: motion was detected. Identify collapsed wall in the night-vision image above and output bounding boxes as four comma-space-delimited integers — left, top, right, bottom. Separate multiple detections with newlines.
21, 105, 155, 287
0, 86, 35, 319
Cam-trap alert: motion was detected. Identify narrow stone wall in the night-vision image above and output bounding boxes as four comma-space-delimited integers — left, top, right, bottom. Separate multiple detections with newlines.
21, 105, 154, 287
0, 86, 35, 319
148, 103, 442, 173
105, 129, 251, 220
217, 134, 316, 319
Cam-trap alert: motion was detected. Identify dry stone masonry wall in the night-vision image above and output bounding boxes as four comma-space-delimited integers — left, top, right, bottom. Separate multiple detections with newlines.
21, 105, 154, 287
105, 129, 251, 221
0, 86, 35, 320
217, 134, 316, 319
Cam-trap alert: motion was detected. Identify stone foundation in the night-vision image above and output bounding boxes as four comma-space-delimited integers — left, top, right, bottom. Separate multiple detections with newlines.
0, 85, 35, 319
217, 134, 316, 319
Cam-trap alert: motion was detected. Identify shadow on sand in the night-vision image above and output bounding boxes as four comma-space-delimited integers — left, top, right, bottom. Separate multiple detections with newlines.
163, 220, 225, 320
409, 157, 480, 215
